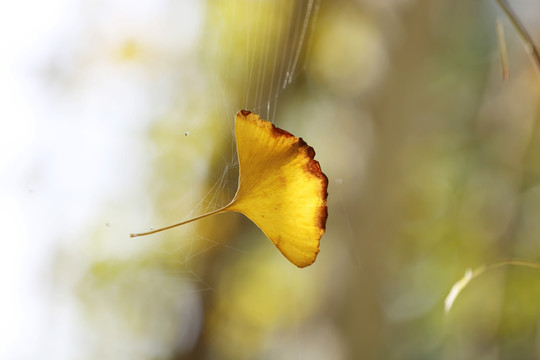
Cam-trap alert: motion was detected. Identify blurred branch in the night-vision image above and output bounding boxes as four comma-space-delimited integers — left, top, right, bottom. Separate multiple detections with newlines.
495, 0, 540, 74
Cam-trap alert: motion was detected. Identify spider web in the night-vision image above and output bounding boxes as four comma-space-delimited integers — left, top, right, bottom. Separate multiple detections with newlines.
138, 2, 325, 358
149, 0, 321, 273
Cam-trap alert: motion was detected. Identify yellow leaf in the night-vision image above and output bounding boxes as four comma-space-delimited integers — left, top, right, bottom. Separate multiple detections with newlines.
131, 110, 328, 268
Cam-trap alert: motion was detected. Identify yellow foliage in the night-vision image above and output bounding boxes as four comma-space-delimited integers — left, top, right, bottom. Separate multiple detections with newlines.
131, 111, 328, 268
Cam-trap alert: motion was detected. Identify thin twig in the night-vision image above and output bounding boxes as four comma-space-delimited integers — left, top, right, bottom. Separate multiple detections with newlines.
495, 0, 540, 74
496, 18, 510, 80
445, 258, 540, 313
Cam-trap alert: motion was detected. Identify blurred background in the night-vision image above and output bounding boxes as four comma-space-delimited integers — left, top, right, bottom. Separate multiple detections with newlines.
2, 0, 540, 359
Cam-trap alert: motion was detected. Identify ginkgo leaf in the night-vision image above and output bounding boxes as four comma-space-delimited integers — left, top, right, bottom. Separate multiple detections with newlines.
131, 110, 328, 268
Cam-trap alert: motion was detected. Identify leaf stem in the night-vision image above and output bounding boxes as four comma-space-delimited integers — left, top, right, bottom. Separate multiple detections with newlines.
130, 206, 228, 238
